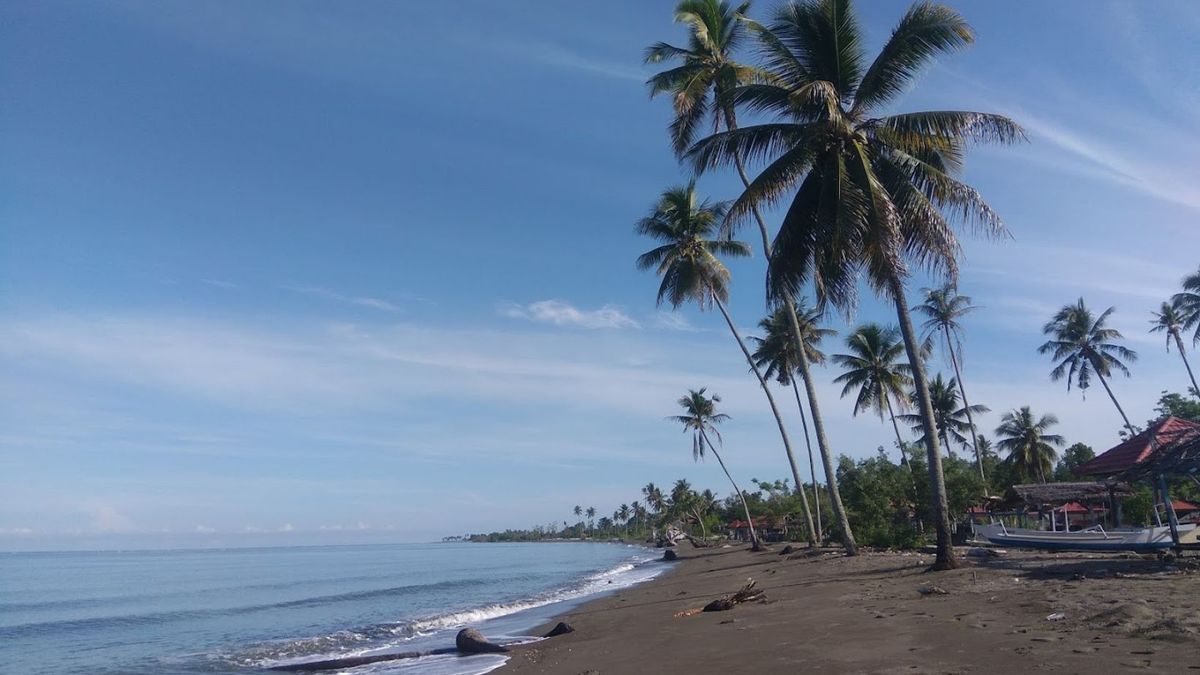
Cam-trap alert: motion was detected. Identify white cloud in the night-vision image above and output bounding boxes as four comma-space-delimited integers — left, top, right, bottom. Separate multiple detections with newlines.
87, 503, 134, 533
652, 311, 702, 332
481, 38, 646, 83
0, 527, 34, 535
283, 285, 404, 312
499, 300, 639, 329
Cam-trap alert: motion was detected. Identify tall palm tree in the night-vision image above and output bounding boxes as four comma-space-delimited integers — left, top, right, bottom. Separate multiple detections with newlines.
647, 0, 857, 555
635, 182, 817, 547
687, 0, 1023, 570
995, 407, 1063, 483
1151, 300, 1200, 396
918, 284, 985, 478
750, 301, 833, 541
898, 373, 989, 458
1172, 265, 1200, 348
573, 505, 583, 521
585, 506, 596, 534
1039, 298, 1139, 435
832, 324, 913, 459
642, 483, 666, 513
670, 388, 759, 548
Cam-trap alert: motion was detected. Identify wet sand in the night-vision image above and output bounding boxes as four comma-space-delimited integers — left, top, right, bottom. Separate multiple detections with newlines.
501, 542, 1200, 674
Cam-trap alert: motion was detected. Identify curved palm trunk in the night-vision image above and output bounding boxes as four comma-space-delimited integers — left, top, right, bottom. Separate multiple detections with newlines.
699, 428, 758, 549
944, 330, 985, 482
1171, 329, 1200, 396
888, 274, 957, 570
1092, 364, 1137, 436
790, 379, 823, 542
690, 507, 708, 539
883, 396, 918, 485
723, 108, 855, 555
711, 294, 817, 547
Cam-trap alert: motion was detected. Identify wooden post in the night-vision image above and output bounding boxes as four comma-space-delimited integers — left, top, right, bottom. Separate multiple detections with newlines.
1158, 474, 1181, 548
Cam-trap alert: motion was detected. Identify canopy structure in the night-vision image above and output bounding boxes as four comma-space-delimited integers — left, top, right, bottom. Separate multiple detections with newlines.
1007, 481, 1134, 505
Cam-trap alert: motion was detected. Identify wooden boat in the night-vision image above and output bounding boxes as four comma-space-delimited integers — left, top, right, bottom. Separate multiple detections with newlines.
972, 521, 1196, 552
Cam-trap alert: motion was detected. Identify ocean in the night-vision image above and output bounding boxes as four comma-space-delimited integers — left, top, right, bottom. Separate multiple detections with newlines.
0, 541, 664, 674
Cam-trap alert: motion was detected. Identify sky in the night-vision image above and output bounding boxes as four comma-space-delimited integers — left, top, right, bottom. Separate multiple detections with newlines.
1, 0, 1198, 551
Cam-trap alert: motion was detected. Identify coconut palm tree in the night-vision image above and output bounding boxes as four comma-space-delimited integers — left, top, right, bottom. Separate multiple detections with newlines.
995, 407, 1063, 483
670, 388, 759, 548
686, 0, 1023, 570
1150, 300, 1200, 396
833, 324, 913, 459
585, 506, 596, 534
642, 483, 666, 513
635, 182, 817, 547
918, 284, 985, 479
750, 301, 833, 541
898, 373, 989, 458
647, 0, 856, 555
1172, 265, 1200, 348
573, 505, 583, 520
1039, 299, 1139, 435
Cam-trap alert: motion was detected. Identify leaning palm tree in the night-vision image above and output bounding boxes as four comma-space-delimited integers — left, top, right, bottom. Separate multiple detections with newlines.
1151, 300, 1200, 396
648, 0, 856, 555
1172, 265, 1200, 348
750, 301, 833, 541
832, 324, 913, 460
994, 407, 1063, 483
1039, 298, 1139, 435
671, 388, 760, 549
635, 182, 817, 546
898, 373, 989, 458
918, 284, 985, 479
687, 0, 1024, 570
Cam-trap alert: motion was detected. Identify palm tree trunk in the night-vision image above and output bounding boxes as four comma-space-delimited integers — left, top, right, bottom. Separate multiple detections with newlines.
791, 379, 823, 542
710, 293, 817, 547
723, 107, 853, 554
1093, 366, 1137, 436
699, 428, 759, 549
1172, 329, 1200, 396
887, 273, 957, 570
944, 329, 985, 482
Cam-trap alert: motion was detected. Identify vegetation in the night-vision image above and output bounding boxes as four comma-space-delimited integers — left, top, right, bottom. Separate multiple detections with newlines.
994, 407, 1064, 483
832, 324, 912, 463
918, 285, 986, 479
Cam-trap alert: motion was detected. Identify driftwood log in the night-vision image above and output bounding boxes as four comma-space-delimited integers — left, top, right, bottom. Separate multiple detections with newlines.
702, 579, 765, 612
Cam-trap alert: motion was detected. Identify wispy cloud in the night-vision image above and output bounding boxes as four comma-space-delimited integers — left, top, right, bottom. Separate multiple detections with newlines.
482, 38, 646, 83
652, 311, 701, 332
499, 300, 639, 329
283, 285, 404, 312
200, 278, 237, 289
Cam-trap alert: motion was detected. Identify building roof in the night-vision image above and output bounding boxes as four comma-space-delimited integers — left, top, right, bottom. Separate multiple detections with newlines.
1170, 500, 1200, 513
1076, 416, 1200, 476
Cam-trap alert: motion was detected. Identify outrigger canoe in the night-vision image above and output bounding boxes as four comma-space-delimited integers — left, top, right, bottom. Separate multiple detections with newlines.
972, 522, 1196, 552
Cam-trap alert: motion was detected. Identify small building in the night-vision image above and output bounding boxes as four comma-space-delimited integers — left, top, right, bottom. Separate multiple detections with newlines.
1077, 416, 1200, 477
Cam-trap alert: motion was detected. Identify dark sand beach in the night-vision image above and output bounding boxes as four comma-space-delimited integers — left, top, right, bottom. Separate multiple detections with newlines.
502, 542, 1200, 674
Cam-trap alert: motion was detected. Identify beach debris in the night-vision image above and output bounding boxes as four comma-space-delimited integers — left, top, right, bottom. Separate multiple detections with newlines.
967, 547, 1004, 558
917, 585, 949, 596
543, 622, 575, 638
673, 607, 704, 617
662, 549, 678, 561
778, 545, 796, 555
702, 579, 765, 612
456, 628, 510, 654
1046, 613, 1067, 622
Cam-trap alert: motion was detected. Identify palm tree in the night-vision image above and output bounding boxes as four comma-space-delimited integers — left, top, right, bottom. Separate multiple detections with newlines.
585, 506, 596, 534
898, 374, 989, 458
686, 0, 1023, 570
1172, 265, 1200, 349
750, 301, 833, 541
995, 407, 1063, 483
918, 284, 985, 479
642, 483, 666, 513
670, 388, 759, 549
573, 505, 583, 520
635, 182, 817, 547
833, 324, 913, 459
1150, 300, 1200, 396
1039, 299, 1139, 434
647, 0, 856, 555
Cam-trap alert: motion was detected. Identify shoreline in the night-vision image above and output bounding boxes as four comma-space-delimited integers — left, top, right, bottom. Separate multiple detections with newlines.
499, 542, 1199, 674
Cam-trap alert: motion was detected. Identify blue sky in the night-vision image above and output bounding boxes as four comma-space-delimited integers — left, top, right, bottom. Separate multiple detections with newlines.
2, 0, 1198, 550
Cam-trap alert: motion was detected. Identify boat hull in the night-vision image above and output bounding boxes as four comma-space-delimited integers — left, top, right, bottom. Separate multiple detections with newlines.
972, 523, 1194, 552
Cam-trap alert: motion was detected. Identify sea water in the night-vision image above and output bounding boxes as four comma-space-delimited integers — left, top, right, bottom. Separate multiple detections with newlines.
0, 542, 664, 674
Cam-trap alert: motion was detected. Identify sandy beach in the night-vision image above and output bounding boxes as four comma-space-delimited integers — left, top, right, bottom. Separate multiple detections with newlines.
501, 542, 1200, 674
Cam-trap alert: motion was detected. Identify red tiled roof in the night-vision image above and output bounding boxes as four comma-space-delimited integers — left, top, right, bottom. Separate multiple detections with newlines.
1077, 417, 1200, 476
1170, 500, 1200, 513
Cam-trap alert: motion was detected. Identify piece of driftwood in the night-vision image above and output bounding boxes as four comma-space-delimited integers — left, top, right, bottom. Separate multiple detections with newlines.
702, 579, 765, 612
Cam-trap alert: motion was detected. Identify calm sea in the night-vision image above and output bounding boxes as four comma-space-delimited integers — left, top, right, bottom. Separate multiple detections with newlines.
0, 541, 663, 675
